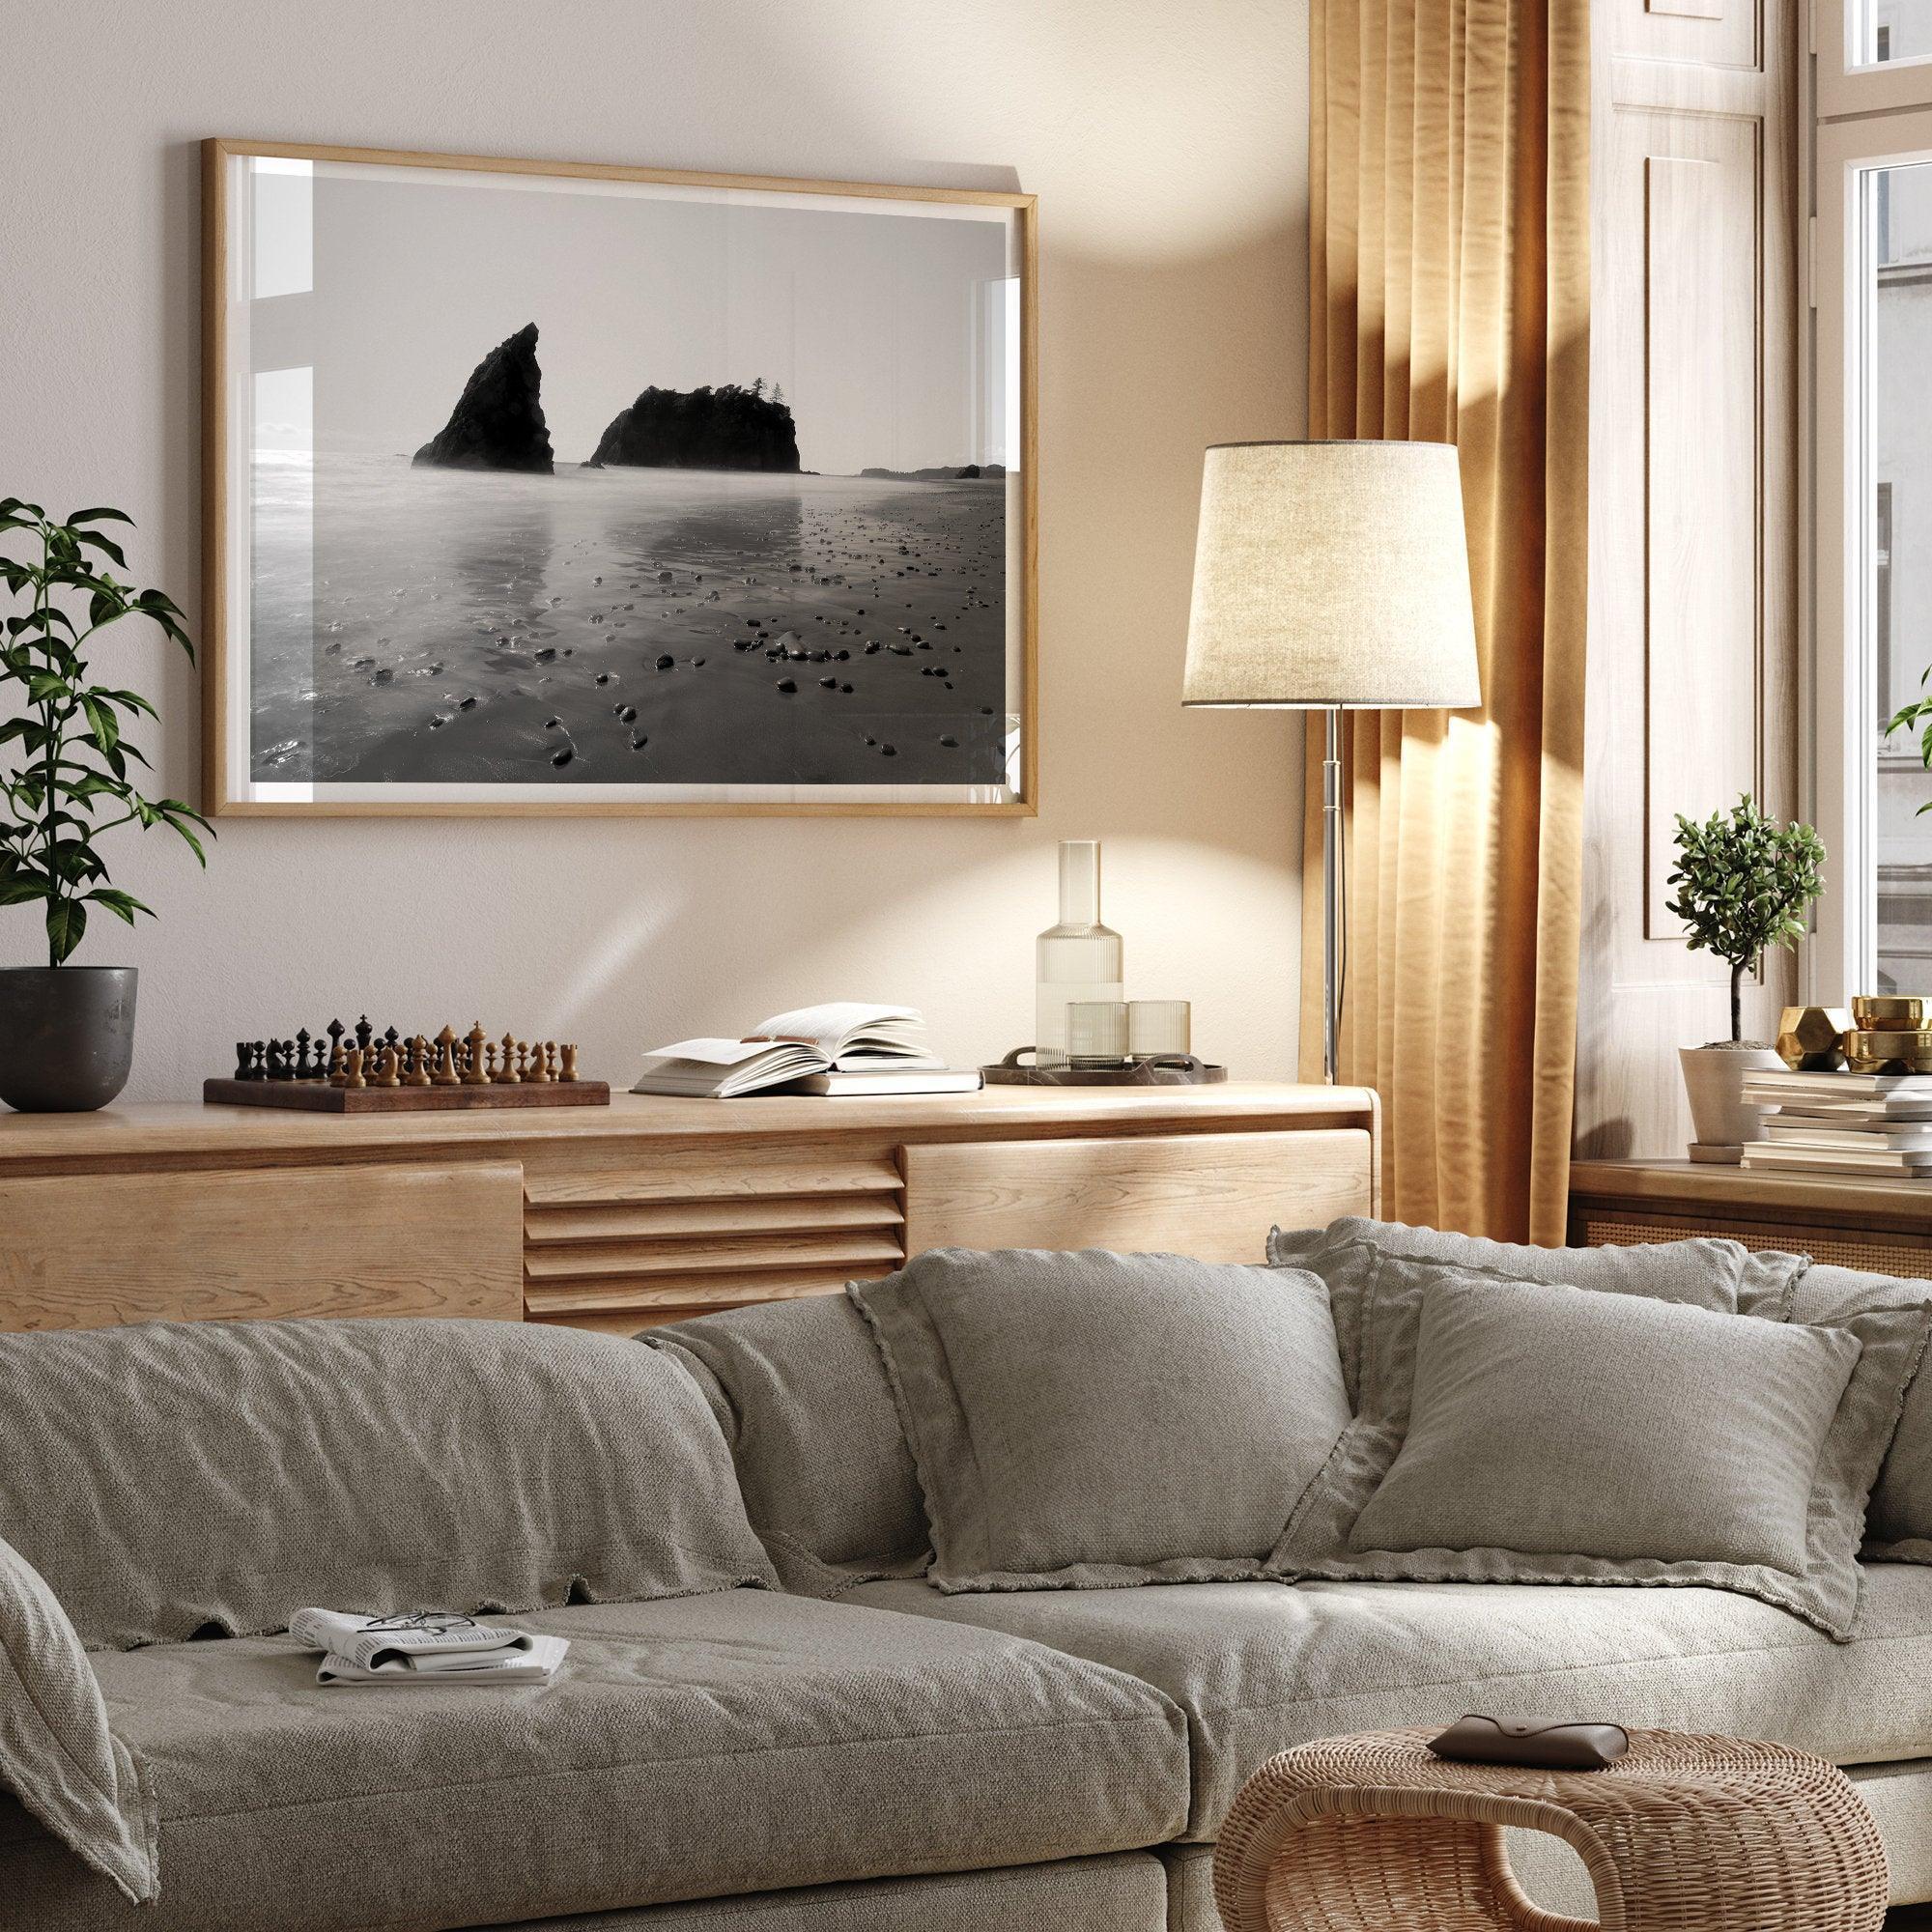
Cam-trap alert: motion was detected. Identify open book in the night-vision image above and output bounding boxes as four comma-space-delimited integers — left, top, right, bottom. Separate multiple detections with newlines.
633, 1002, 973, 1098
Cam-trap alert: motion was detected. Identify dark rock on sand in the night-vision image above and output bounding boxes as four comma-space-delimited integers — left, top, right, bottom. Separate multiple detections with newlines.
412, 324, 554, 473
586, 383, 800, 472
777, 678, 798, 694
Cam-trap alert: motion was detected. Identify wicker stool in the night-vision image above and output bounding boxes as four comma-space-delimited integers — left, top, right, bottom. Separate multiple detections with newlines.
1212, 1727, 1888, 1932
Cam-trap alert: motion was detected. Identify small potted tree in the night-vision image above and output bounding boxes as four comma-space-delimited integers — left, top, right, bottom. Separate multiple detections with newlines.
1665, 795, 1826, 1155
0, 497, 210, 1111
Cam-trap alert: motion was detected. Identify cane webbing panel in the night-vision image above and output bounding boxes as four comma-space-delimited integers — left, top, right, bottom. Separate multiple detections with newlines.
1580, 1215, 1932, 1282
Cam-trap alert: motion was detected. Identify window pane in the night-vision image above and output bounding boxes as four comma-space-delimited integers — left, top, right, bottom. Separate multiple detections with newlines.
1866, 2, 1932, 66
1874, 158, 1932, 992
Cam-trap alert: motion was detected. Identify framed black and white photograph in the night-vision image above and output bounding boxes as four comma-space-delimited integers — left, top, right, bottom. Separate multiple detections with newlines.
203, 140, 1035, 816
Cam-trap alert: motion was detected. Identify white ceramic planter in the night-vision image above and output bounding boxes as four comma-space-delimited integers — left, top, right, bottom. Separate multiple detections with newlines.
1679, 1043, 1785, 1152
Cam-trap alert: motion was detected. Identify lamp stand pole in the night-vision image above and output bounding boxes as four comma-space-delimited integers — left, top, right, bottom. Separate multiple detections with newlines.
1321, 704, 1343, 1086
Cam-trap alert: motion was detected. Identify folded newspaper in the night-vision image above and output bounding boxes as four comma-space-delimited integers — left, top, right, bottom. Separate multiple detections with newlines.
289, 1608, 569, 1687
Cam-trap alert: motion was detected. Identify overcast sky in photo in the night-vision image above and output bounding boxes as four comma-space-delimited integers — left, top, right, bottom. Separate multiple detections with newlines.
248, 161, 1015, 474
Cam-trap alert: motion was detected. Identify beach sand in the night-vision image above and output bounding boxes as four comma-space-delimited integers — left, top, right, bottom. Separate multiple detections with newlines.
249, 456, 1011, 787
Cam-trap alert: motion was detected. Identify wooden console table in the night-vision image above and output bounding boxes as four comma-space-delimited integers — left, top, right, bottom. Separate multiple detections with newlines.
0, 1083, 1379, 1333
1569, 1157, 1932, 1279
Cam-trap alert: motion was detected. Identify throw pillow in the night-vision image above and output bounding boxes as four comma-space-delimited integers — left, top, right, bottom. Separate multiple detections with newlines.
0, 1534, 156, 1902
1786, 1262, 1932, 1558
0, 1318, 779, 1650
850, 1247, 1352, 1591
648, 1294, 932, 1595
1267, 1216, 1809, 1404
1267, 1257, 1930, 1640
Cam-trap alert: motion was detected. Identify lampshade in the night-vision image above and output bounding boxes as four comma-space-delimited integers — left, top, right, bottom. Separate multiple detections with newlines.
1181, 440, 1482, 709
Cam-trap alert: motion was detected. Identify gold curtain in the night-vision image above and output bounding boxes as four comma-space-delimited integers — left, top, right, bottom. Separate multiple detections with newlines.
1301, 0, 1590, 1244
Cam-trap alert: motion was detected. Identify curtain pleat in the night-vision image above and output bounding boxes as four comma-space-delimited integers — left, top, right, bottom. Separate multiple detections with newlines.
1301, 0, 1589, 1245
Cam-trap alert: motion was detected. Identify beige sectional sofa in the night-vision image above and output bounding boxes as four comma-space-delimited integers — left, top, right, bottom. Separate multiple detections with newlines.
6, 1246, 1932, 1929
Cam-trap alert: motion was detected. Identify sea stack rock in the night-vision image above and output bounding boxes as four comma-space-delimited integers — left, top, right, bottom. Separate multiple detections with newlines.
586, 384, 800, 472
412, 323, 554, 472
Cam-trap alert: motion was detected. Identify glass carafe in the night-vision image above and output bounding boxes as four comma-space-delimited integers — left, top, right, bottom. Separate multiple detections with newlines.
1035, 840, 1123, 1068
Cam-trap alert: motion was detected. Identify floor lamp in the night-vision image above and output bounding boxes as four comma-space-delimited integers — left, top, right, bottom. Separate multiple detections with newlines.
1180, 441, 1482, 1085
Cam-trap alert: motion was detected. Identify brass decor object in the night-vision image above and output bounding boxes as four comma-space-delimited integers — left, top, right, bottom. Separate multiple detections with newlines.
1775, 1005, 1852, 1071
1847, 1029, 1932, 1076
1786, 994, 1932, 1075
204, 1017, 609, 1112
1853, 995, 1928, 1030
1212, 1727, 1888, 1932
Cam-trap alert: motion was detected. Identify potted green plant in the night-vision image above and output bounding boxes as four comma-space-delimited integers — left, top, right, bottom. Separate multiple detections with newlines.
1664, 795, 1825, 1154
0, 497, 210, 1111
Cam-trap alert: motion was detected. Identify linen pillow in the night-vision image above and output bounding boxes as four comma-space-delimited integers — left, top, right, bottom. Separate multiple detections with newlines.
0, 1318, 778, 1650
1266, 1255, 1931, 1639
648, 1294, 932, 1595
849, 1247, 1353, 1592
1786, 1262, 1932, 1557
1267, 1216, 1807, 1403
0, 1534, 156, 1903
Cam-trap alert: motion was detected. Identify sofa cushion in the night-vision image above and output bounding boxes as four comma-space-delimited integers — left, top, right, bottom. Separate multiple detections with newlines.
649, 1295, 929, 1593
847, 1565, 1932, 1841
1790, 1264, 1932, 1557
0, 1592, 1188, 1932
1266, 1255, 1929, 1639
493, 1854, 1170, 1931
0, 1319, 777, 1651
0, 1537, 154, 1904
1267, 1217, 1805, 1403
849, 1248, 1351, 1592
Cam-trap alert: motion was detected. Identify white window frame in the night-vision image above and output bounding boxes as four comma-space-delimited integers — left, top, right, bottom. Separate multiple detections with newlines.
1818, 0, 1932, 116
1810, 6, 1932, 1001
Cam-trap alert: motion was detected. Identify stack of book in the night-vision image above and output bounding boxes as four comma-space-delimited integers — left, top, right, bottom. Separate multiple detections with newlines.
1740, 1067, 1932, 1179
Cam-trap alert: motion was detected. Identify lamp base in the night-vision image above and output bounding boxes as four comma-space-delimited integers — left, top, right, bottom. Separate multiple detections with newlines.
1321, 705, 1343, 1084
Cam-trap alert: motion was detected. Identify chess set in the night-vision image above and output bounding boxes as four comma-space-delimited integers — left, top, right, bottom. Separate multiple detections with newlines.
202, 1018, 611, 1113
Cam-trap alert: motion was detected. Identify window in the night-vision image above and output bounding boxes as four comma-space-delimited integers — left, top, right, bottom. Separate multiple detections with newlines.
1812, 6, 1932, 996
1868, 4, 1930, 65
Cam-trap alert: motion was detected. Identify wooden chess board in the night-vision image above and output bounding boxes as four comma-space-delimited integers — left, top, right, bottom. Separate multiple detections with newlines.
206, 1019, 611, 1112
202, 1078, 611, 1113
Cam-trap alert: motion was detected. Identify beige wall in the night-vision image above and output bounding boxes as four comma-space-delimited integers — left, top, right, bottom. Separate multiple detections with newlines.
0, 0, 1307, 1100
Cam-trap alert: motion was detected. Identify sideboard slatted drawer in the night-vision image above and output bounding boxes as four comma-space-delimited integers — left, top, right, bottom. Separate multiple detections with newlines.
521, 1136, 907, 1329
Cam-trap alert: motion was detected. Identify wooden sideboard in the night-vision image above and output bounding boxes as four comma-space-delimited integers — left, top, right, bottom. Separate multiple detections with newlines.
0, 1083, 1379, 1333
1569, 1157, 1932, 1279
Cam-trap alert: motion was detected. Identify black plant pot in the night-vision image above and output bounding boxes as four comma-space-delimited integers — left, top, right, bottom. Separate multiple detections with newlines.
0, 966, 138, 1112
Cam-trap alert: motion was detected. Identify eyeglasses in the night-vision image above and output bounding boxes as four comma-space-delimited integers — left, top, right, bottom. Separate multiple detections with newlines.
360, 1610, 480, 1634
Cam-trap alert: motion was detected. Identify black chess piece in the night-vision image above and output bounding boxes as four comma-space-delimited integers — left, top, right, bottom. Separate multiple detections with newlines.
266, 1039, 295, 1081
294, 1028, 314, 1079
384, 1027, 401, 1058
355, 1015, 373, 1053
234, 1041, 259, 1081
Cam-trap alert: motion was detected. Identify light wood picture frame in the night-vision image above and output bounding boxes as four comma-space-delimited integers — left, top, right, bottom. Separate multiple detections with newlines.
202, 139, 1037, 818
